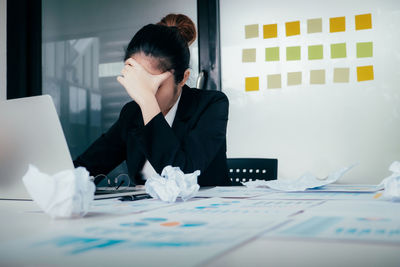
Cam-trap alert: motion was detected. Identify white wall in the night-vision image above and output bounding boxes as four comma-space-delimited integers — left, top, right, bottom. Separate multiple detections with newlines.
221, 0, 400, 184
0, 0, 6, 100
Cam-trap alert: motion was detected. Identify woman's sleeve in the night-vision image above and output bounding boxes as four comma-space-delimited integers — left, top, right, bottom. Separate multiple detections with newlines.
73, 106, 128, 176
131, 93, 228, 174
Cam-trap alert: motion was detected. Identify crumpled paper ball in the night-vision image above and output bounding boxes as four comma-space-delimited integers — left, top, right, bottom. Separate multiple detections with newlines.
22, 165, 95, 219
145, 165, 200, 203
379, 161, 400, 201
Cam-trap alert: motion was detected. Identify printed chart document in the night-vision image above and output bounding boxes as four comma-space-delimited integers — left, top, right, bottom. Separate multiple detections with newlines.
89, 198, 175, 214
264, 214, 400, 245
251, 191, 383, 201
305, 200, 400, 218
306, 184, 383, 193
196, 186, 275, 198
263, 200, 400, 245
0, 198, 320, 267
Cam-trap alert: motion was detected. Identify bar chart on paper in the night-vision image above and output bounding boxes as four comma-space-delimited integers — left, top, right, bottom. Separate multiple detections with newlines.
265, 215, 400, 244
165, 198, 324, 217
0, 198, 300, 267
251, 191, 382, 201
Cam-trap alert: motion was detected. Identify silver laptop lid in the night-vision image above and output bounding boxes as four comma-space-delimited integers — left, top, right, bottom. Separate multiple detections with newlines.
0, 95, 74, 200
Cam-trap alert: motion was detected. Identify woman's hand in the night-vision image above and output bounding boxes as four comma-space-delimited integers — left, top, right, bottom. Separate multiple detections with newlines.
117, 58, 171, 106
117, 58, 172, 125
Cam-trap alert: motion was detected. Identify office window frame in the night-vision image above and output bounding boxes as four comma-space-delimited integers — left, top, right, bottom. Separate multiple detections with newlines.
6, 0, 222, 98
6, 0, 42, 99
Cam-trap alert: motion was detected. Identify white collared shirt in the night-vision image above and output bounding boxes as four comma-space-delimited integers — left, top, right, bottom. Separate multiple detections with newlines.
140, 93, 181, 180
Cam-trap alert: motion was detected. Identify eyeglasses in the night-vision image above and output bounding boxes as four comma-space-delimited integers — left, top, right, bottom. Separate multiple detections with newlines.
94, 173, 132, 190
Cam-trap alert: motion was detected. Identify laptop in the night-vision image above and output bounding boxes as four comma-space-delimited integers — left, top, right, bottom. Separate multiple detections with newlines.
0, 95, 146, 200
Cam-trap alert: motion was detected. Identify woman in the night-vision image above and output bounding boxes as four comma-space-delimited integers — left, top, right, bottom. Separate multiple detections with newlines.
74, 14, 230, 186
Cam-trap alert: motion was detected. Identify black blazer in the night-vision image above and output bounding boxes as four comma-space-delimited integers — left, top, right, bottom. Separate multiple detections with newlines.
74, 85, 231, 186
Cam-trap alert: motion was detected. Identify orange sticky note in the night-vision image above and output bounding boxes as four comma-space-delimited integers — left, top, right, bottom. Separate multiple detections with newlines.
245, 77, 259, 91
355, 13, 372, 30
330, 16, 346, 33
263, 24, 278, 39
357, 65, 374, 82
286, 21, 300, 36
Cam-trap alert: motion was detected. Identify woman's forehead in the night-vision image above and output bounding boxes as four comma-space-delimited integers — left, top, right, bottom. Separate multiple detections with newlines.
130, 53, 163, 75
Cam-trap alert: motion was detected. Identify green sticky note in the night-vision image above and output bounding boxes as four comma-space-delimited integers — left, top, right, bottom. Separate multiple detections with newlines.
357, 42, 373, 58
242, 48, 256, 62
286, 46, 301, 61
310, 69, 325, 84
334, 68, 350, 83
265, 47, 280, 61
331, 43, 347, 58
267, 74, 281, 89
245, 24, 259, 39
308, 45, 323, 60
307, 18, 322, 33
287, 72, 302, 86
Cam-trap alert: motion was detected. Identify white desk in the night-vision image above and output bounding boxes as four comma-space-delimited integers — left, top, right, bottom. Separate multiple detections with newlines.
1, 194, 399, 267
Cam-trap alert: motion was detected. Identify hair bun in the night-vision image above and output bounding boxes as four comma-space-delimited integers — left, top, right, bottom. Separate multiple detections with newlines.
158, 14, 197, 46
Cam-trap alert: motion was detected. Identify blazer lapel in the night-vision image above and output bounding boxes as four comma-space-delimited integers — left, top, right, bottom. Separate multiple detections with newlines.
172, 85, 197, 140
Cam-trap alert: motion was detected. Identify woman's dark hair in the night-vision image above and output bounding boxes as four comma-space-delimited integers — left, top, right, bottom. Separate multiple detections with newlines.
124, 14, 196, 84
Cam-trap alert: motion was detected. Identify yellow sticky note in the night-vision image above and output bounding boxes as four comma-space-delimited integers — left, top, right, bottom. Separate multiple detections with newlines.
267, 74, 281, 89
330, 16, 346, 33
245, 24, 259, 38
263, 24, 278, 39
286, 21, 300, 36
242, 48, 256, 62
355, 13, 372, 30
357, 65, 374, 82
245, 77, 259, 91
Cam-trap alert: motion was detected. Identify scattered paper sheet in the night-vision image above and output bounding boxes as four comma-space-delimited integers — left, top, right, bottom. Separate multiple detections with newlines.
302, 200, 400, 218
196, 186, 274, 198
89, 198, 175, 214
243, 164, 357, 192
0, 198, 310, 267
250, 191, 381, 201
263, 214, 400, 245
263, 199, 400, 245
306, 184, 382, 193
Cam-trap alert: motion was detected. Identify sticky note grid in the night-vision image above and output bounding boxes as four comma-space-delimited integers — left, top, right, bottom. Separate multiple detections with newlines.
243, 13, 374, 91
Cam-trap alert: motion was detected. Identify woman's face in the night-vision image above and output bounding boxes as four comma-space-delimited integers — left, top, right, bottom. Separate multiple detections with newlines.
131, 52, 180, 115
